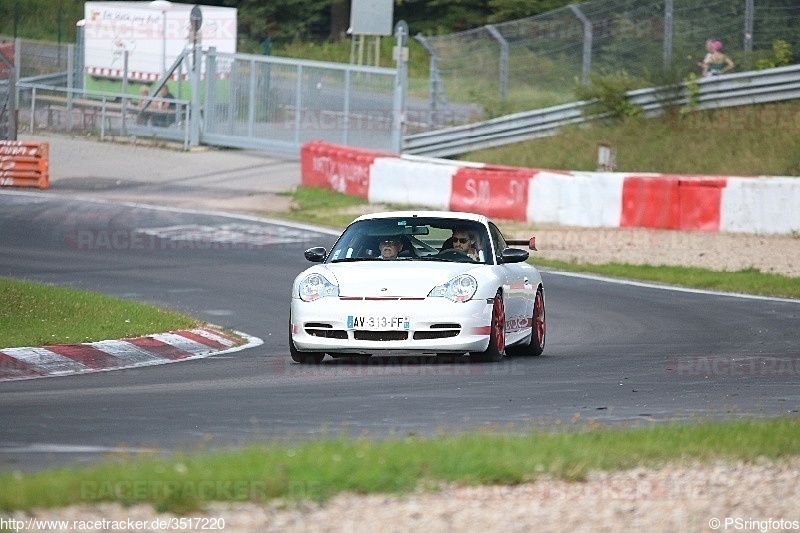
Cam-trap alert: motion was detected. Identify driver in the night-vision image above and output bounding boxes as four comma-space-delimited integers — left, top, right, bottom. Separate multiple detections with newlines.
449, 228, 479, 261
378, 237, 403, 260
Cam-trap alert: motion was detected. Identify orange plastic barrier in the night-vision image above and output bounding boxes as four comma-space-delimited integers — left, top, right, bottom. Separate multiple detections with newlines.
621, 175, 725, 231
450, 165, 535, 222
0, 141, 50, 189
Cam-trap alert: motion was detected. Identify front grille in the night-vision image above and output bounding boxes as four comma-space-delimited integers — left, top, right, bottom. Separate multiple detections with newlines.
353, 330, 409, 341
304, 324, 348, 339
413, 330, 460, 340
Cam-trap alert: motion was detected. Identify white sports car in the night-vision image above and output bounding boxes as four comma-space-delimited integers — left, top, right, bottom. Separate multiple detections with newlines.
289, 211, 545, 363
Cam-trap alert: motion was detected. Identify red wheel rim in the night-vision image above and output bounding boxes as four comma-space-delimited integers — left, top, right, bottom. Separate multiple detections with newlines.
534, 290, 545, 348
492, 294, 505, 353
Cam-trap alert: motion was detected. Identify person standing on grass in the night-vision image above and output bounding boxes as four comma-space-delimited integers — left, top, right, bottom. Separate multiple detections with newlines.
703, 40, 734, 77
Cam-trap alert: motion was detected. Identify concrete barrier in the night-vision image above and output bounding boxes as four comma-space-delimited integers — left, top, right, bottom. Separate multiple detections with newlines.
721, 177, 800, 234
369, 157, 455, 209
300, 141, 800, 234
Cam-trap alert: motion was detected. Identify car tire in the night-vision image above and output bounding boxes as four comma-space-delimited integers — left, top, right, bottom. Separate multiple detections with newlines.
472, 290, 505, 363
528, 286, 546, 356
507, 285, 546, 357
289, 322, 325, 364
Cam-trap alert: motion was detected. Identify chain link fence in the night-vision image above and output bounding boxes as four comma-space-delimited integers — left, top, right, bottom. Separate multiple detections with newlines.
416, 0, 800, 128
0, 36, 71, 83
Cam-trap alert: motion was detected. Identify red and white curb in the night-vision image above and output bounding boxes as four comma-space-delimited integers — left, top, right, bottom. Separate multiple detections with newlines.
0, 327, 262, 382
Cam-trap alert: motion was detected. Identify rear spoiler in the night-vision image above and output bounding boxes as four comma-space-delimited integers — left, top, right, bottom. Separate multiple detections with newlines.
506, 237, 537, 251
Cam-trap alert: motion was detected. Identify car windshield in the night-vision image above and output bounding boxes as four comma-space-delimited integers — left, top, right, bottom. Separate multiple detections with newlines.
327, 217, 493, 265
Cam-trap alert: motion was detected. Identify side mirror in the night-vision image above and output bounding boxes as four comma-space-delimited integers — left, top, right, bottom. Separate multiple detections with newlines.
498, 247, 529, 264
304, 247, 327, 263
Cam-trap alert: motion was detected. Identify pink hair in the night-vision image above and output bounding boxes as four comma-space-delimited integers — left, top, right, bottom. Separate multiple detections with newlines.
712, 40, 723, 51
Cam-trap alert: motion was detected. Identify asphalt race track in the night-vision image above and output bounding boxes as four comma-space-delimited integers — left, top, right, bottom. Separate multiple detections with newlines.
1, 192, 798, 471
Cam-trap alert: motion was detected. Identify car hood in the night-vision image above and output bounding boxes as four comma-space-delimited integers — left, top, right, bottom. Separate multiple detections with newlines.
322, 262, 476, 298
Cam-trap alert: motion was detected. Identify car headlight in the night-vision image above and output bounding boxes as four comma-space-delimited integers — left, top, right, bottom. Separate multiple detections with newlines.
428, 274, 477, 302
298, 273, 339, 301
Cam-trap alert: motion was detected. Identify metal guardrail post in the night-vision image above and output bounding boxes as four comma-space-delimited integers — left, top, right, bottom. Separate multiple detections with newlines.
14, 38, 21, 112
414, 34, 446, 129
29, 86, 35, 134
569, 5, 592, 86
66, 46, 74, 133
744, 0, 754, 70
343, 68, 351, 145
227, 54, 237, 136
204, 47, 217, 140
391, 20, 409, 154
121, 51, 129, 136
100, 97, 106, 141
247, 57, 256, 138
485, 24, 508, 99
294, 64, 303, 145
663, 0, 673, 74
190, 44, 201, 147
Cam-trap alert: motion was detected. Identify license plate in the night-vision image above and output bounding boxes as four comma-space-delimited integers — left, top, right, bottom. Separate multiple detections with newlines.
347, 315, 410, 330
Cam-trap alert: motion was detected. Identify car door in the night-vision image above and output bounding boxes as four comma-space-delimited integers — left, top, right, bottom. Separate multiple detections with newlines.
488, 222, 529, 341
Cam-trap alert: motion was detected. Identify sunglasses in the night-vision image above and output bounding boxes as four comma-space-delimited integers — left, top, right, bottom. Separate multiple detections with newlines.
380, 240, 399, 246
452, 237, 470, 244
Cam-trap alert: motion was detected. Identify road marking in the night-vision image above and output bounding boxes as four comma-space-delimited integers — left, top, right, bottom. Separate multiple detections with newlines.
546, 270, 800, 303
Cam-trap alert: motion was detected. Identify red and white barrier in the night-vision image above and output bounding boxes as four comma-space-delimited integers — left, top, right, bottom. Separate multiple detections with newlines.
300, 142, 800, 235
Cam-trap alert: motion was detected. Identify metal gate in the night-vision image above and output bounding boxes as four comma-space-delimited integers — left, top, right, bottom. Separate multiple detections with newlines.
201, 51, 400, 153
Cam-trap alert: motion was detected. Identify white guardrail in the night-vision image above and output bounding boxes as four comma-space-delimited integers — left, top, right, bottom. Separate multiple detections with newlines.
403, 64, 800, 158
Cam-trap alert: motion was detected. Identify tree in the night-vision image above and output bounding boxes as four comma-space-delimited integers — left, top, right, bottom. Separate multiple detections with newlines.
330, 0, 350, 40
487, 0, 571, 23
234, 0, 333, 42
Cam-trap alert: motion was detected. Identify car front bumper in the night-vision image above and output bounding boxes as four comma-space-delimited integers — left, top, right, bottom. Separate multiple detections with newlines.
290, 296, 493, 353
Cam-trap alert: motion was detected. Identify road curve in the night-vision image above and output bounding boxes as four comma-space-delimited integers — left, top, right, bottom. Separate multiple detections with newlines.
1, 192, 798, 471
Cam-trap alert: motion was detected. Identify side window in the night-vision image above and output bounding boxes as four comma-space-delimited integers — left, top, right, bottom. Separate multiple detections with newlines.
488, 223, 506, 258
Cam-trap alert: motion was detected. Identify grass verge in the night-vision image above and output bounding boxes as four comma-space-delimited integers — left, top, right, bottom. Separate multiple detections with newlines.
463, 106, 800, 176
0, 277, 197, 349
1, 418, 797, 513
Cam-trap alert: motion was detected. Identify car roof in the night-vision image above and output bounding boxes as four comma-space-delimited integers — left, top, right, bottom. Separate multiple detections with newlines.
351, 211, 490, 225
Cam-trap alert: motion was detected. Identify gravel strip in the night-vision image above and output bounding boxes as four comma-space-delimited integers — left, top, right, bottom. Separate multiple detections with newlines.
508, 225, 800, 278
11, 458, 800, 532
